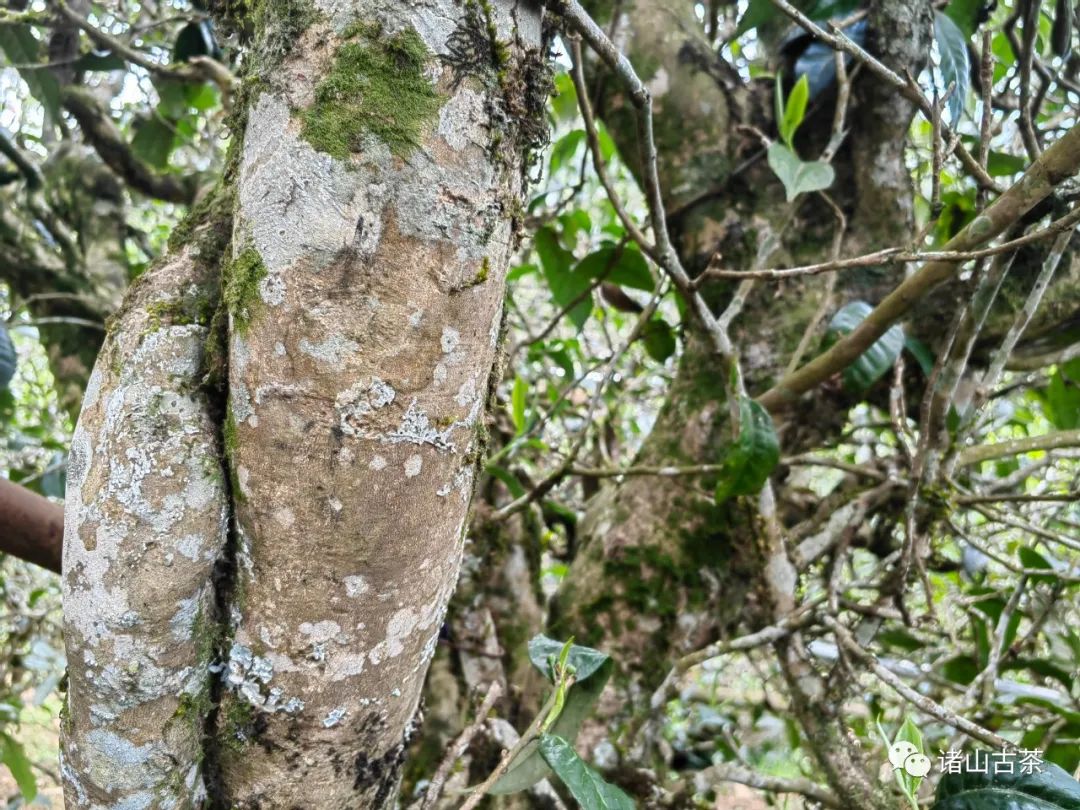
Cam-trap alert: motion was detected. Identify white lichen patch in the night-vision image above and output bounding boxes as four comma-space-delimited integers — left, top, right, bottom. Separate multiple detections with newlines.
336, 378, 396, 437
298, 620, 344, 644
225, 643, 305, 715
454, 376, 477, 408
299, 334, 360, 366
369, 454, 387, 471
169, 594, 202, 642
404, 454, 423, 478
384, 399, 457, 451
343, 575, 368, 598
322, 707, 348, 728
259, 272, 287, 306
440, 326, 460, 353
273, 507, 296, 528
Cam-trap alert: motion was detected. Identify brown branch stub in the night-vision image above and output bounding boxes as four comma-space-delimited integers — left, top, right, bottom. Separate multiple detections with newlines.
0, 478, 63, 574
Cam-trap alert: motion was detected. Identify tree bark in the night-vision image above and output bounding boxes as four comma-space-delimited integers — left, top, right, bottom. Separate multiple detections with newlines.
60, 2, 549, 807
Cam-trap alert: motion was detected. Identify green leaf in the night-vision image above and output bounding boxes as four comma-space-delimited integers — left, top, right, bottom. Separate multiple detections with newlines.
0, 326, 15, 391
735, 0, 779, 37
535, 227, 592, 330
131, 115, 177, 170
945, 0, 985, 38
1018, 547, 1057, 584
538, 735, 635, 810
1041, 362, 1080, 430
904, 336, 935, 376
934, 10, 970, 124
0, 732, 37, 802
551, 72, 578, 122
487, 464, 526, 499
780, 75, 810, 147
895, 716, 927, 804
511, 376, 528, 435
0, 24, 61, 128
825, 301, 905, 392
932, 754, 1080, 810
575, 244, 653, 291
550, 129, 585, 173
489, 636, 613, 795
527, 635, 610, 684
641, 318, 677, 363
766, 142, 835, 202
714, 397, 780, 503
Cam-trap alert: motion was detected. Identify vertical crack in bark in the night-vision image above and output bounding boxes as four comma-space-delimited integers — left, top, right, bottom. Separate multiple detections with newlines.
200, 274, 241, 809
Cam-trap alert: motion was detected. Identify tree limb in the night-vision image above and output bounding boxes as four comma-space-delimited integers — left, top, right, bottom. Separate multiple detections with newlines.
758, 121, 1080, 411
62, 87, 198, 204
0, 478, 63, 573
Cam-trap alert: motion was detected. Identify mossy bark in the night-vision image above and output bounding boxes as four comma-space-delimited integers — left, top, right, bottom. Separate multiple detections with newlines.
549, 2, 929, 802
61, 2, 548, 808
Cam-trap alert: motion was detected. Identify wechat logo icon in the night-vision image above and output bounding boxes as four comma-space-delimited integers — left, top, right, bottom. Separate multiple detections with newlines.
889, 741, 932, 778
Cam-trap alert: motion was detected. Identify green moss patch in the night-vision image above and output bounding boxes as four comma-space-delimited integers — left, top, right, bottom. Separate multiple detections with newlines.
224, 247, 267, 334
301, 23, 443, 159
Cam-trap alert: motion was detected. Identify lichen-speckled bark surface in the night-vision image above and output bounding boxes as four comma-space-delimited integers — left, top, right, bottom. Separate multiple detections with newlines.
216, 2, 543, 806
60, 2, 546, 807
61, 236, 229, 809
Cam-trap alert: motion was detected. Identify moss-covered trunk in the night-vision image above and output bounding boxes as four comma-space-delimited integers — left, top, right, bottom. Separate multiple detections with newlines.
545, 2, 931, 801
60, 3, 547, 807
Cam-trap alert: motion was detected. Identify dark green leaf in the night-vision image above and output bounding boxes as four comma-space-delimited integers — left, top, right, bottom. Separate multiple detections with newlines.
1018, 547, 1058, 584
538, 735, 635, 810
1001, 658, 1074, 690
641, 318, 677, 363
942, 655, 979, 685
932, 754, 1080, 810
131, 115, 177, 170
0, 732, 36, 802
825, 301, 905, 391
945, 0, 985, 38
934, 10, 970, 124
0, 326, 15, 390
904, 336, 935, 376
715, 397, 780, 503
1041, 364, 1080, 430
575, 245, 653, 292
173, 19, 221, 62
735, 0, 779, 37
487, 465, 526, 499
535, 227, 592, 330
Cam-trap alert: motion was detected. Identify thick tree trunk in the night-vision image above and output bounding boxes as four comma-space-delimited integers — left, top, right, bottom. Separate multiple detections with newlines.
60, 2, 548, 807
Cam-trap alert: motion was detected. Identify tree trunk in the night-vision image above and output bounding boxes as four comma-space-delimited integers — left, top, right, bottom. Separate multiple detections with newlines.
60, 3, 548, 807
